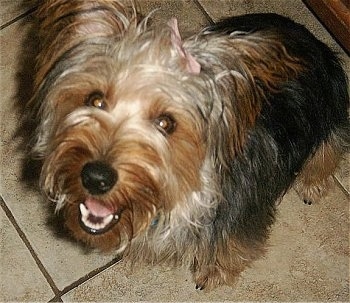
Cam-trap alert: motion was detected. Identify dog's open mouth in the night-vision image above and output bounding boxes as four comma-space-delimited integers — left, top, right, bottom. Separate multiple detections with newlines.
79, 198, 120, 235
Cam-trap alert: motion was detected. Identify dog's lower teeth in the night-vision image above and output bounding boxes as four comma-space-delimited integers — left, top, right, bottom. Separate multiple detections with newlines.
104, 214, 114, 225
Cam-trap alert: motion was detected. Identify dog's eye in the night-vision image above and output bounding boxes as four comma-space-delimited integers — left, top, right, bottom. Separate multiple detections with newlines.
154, 114, 176, 135
85, 91, 106, 110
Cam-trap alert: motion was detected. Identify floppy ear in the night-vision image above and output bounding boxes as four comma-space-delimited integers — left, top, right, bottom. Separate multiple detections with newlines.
168, 18, 201, 74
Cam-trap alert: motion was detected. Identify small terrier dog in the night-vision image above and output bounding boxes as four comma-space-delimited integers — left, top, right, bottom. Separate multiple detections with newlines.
28, 0, 349, 290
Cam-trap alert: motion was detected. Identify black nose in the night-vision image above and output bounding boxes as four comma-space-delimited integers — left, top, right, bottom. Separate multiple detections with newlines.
81, 161, 117, 195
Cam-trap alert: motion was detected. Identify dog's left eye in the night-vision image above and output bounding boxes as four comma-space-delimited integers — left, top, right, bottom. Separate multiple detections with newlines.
154, 114, 176, 135
85, 91, 106, 110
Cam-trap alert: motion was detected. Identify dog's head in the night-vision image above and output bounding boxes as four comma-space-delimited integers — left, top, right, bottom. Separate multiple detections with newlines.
32, 6, 213, 251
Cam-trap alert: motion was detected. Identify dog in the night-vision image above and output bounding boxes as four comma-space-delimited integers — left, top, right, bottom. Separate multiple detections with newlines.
28, 0, 349, 290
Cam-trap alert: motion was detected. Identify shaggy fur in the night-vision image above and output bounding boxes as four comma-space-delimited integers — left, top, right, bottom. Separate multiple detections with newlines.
28, 0, 349, 290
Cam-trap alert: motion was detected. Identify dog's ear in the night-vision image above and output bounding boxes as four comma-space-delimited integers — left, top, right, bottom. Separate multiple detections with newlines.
34, 1, 133, 90
168, 18, 201, 74
37, 1, 130, 38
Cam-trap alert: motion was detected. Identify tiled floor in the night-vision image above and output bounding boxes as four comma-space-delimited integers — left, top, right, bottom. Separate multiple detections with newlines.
0, 0, 349, 302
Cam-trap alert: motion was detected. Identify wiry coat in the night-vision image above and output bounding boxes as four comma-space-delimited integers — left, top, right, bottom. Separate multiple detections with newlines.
29, 0, 349, 290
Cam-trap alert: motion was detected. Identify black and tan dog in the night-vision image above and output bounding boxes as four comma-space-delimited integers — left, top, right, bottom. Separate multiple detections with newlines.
29, 0, 349, 290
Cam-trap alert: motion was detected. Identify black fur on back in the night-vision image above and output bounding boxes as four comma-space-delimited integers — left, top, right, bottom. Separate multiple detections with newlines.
207, 13, 349, 245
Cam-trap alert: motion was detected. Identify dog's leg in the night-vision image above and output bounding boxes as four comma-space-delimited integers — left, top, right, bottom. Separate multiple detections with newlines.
192, 238, 266, 290
294, 130, 348, 205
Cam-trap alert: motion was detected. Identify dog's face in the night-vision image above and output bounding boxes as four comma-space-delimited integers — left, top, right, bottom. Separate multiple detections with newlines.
36, 23, 209, 251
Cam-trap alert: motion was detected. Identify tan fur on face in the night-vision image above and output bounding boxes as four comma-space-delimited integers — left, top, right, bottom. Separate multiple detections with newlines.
39, 64, 207, 250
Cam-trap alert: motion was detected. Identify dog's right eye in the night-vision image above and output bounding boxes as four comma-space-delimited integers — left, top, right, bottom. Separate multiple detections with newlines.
154, 114, 177, 135
85, 91, 106, 110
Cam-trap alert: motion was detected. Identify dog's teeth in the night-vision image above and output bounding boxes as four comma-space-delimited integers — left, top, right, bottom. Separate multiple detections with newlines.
79, 203, 117, 232
79, 203, 91, 229
79, 203, 89, 218
103, 214, 114, 226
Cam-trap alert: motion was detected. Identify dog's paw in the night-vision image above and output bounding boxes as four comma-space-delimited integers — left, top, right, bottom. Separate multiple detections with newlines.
294, 174, 334, 206
194, 265, 237, 291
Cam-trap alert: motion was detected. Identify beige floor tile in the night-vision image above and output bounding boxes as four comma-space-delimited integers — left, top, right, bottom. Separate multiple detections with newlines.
0, 15, 123, 291
236, 187, 349, 301
0, 0, 34, 28
62, 188, 349, 301
0, 205, 54, 301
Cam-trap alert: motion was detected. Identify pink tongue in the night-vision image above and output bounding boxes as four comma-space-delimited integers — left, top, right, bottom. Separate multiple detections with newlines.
85, 198, 114, 217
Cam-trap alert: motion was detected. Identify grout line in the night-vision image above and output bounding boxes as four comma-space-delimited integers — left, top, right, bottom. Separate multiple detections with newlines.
333, 175, 350, 198
0, 6, 38, 31
48, 296, 64, 303
1, 195, 121, 301
0, 195, 61, 297
51, 256, 123, 300
192, 0, 215, 25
